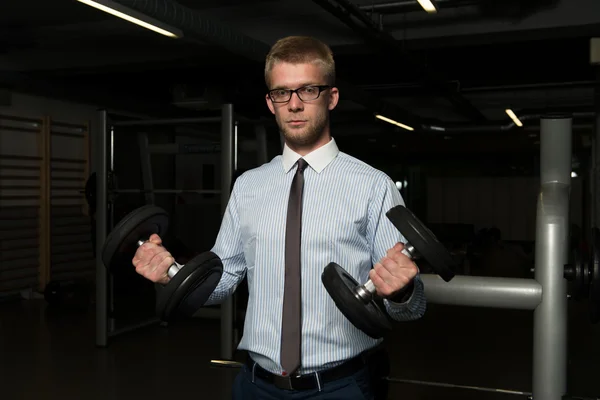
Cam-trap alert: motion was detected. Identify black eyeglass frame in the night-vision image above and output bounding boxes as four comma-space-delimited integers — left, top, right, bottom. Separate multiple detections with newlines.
267, 85, 332, 103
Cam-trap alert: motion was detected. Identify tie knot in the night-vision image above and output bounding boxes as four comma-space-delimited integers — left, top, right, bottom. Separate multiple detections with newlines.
296, 158, 308, 173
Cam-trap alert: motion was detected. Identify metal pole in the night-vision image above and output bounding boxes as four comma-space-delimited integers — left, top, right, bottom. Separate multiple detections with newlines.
532, 115, 571, 400
108, 125, 116, 334
95, 109, 108, 347
420, 275, 542, 310
255, 124, 268, 165
113, 116, 222, 126
592, 41, 600, 233
220, 104, 234, 360
138, 132, 155, 205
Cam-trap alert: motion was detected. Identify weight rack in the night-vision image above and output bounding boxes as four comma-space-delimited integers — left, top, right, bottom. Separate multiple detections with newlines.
420, 116, 573, 399
95, 105, 240, 359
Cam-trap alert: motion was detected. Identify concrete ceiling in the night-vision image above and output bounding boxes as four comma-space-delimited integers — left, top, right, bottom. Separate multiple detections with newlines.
0, 0, 598, 167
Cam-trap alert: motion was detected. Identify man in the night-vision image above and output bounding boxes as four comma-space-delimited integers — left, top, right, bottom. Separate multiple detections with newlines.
133, 36, 426, 399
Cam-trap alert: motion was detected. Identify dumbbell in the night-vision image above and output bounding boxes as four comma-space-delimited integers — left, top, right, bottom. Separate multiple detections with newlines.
101, 205, 223, 321
321, 205, 456, 339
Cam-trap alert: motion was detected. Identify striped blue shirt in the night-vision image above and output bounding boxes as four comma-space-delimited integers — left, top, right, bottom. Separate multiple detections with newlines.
206, 138, 426, 375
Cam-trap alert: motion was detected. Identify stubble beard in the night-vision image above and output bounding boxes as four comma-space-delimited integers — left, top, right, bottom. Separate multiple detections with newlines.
277, 110, 329, 148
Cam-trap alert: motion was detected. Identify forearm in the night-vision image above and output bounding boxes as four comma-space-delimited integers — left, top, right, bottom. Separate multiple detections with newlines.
383, 275, 426, 321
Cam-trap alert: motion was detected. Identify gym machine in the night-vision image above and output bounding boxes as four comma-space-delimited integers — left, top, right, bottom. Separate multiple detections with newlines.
95, 105, 239, 359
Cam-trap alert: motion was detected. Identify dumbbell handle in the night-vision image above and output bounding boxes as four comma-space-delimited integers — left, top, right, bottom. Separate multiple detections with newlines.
354, 244, 416, 303
137, 240, 183, 279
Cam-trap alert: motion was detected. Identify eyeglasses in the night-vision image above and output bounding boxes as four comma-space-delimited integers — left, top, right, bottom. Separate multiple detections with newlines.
268, 85, 331, 103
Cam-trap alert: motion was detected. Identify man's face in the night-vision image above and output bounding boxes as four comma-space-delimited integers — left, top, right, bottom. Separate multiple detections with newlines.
266, 62, 339, 150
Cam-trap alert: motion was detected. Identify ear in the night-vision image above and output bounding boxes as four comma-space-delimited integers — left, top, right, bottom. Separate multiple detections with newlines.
266, 93, 275, 115
328, 87, 339, 111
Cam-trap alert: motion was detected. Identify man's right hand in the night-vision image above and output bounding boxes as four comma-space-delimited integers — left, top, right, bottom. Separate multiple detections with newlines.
132, 233, 174, 285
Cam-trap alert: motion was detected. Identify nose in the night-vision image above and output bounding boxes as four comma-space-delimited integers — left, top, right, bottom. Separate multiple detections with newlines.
287, 91, 304, 112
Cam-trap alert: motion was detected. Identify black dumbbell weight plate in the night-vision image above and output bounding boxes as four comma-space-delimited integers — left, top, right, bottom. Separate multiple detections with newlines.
156, 251, 223, 321
102, 205, 169, 271
321, 262, 391, 339
386, 205, 456, 282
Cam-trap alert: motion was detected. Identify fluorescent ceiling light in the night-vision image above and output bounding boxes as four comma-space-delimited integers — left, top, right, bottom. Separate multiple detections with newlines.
77, 0, 183, 38
417, 0, 438, 13
505, 109, 523, 127
375, 114, 414, 131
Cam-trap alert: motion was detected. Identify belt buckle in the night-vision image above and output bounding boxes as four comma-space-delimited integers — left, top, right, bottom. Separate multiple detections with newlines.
273, 374, 295, 390
274, 371, 303, 390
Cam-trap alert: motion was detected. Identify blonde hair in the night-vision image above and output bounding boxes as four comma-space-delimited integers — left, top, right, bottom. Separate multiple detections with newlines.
265, 36, 336, 88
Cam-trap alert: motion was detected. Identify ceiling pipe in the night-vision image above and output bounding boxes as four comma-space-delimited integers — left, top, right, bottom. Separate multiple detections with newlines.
109, 0, 421, 127
312, 0, 487, 122
420, 111, 596, 134
358, 0, 478, 13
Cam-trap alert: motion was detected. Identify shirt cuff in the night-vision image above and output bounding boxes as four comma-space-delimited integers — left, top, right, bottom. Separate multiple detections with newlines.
382, 275, 426, 321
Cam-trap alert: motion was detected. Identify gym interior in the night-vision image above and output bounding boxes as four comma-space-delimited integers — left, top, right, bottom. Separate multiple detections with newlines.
1, 0, 600, 399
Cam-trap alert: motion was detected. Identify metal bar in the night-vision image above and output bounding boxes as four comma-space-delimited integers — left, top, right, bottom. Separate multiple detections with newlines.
593, 66, 600, 231
109, 125, 116, 333
83, 120, 90, 218
39, 116, 51, 291
113, 116, 221, 127
137, 132, 155, 205
234, 122, 238, 171
147, 143, 221, 155
112, 189, 221, 194
386, 377, 532, 396
221, 103, 234, 360
532, 115, 572, 400
420, 275, 542, 310
96, 110, 109, 348
255, 124, 268, 165
357, 0, 466, 12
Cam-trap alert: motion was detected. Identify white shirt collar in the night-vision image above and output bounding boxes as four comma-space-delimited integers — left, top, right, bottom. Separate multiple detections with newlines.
282, 137, 339, 174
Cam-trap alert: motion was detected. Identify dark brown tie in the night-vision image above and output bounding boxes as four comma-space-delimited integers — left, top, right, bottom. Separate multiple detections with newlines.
280, 158, 308, 375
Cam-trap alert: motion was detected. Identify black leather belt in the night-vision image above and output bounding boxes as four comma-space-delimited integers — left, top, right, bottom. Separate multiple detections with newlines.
246, 347, 383, 391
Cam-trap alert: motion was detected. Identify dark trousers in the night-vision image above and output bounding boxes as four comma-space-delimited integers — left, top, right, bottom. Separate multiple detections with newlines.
232, 350, 390, 400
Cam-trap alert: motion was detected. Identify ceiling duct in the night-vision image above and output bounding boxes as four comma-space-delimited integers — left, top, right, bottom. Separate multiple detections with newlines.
312, 0, 487, 122
110, 0, 422, 126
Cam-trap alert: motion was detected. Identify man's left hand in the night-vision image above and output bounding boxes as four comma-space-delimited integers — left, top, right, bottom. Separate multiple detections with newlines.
369, 242, 418, 298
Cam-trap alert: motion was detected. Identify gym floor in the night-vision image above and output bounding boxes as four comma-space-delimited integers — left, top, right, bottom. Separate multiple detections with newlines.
1, 297, 599, 400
